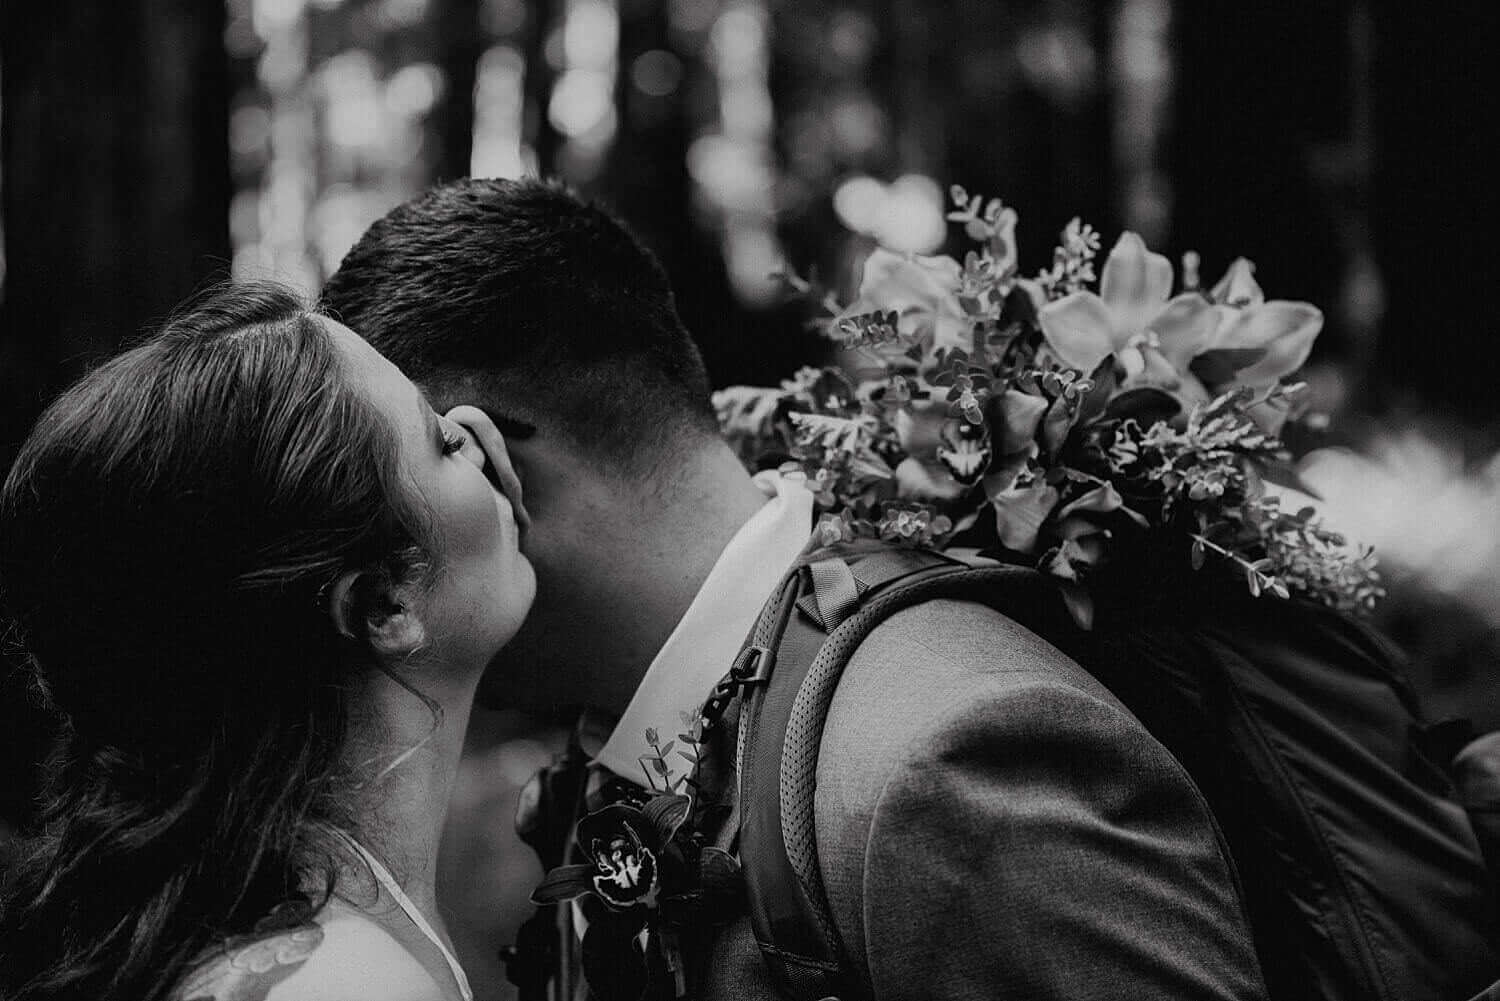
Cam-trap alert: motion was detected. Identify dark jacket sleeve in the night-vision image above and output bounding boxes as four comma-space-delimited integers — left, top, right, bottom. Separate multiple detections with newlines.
813, 601, 1267, 1001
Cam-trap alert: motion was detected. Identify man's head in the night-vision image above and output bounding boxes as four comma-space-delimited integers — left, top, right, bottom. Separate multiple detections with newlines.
322, 179, 764, 714
322, 177, 716, 467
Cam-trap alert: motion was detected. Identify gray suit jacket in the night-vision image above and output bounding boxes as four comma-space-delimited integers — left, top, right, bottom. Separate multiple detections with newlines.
697, 598, 1268, 1000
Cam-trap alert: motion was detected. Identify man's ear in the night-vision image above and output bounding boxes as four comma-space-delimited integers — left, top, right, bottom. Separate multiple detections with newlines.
446, 404, 533, 531
327, 570, 428, 661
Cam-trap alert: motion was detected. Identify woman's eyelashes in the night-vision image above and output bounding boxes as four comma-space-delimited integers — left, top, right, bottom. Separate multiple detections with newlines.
438, 418, 468, 456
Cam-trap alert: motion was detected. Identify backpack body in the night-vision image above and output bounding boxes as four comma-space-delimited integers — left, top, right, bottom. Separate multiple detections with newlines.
733, 544, 1500, 1001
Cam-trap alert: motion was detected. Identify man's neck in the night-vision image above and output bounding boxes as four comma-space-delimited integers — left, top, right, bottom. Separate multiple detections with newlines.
572, 443, 770, 717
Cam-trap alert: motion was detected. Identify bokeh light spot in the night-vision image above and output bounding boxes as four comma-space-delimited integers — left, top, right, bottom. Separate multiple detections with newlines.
833, 175, 886, 234
549, 68, 617, 137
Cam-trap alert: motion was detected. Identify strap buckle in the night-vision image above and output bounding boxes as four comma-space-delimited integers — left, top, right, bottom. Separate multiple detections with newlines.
699, 645, 776, 730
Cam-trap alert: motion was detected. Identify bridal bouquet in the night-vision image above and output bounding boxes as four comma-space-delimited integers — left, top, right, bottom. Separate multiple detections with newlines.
715, 186, 1384, 625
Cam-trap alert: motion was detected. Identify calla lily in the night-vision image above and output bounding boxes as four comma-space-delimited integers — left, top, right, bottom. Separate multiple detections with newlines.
997, 389, 1049, 455
1206, 258, 1323, 387
1038, 232, 1219, 384
988, 479, 1060, 553
839, 249, 971, 361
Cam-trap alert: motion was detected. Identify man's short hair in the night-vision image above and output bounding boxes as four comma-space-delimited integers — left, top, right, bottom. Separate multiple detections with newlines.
320, 178, 717, 470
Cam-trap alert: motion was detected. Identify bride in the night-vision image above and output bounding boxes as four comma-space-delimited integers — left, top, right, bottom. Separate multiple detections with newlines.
0, 282, 534, 1001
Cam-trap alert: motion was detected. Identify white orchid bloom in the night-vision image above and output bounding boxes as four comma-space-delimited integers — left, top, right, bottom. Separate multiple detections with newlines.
1037, 232, 1219, 382
1207, 258, 1324, 387
839, 248, 971, 358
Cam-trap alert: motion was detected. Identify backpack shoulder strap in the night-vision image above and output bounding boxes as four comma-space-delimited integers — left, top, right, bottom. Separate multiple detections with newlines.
734, 547, 1075, 1000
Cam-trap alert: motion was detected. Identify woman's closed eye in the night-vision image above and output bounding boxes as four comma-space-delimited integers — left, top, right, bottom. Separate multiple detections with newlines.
440, 424, 468, 456
438, 417, 468, 456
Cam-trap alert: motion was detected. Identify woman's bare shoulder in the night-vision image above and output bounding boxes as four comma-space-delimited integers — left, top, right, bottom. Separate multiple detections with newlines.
174, 902, 445, 1001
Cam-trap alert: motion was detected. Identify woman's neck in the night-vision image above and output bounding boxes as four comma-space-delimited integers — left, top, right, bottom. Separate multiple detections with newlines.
339, 669, 477, 916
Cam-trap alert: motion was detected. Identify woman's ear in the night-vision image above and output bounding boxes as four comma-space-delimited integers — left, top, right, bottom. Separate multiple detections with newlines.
326, 570, 428, 661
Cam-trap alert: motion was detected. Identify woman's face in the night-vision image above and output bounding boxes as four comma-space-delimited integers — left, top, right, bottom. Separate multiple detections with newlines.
325, 319, 535, 672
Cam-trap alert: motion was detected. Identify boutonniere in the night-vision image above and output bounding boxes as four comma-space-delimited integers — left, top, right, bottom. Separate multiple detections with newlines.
531, 724, 744, 1001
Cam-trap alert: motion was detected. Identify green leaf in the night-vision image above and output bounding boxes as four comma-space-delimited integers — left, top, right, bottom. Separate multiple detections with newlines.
1055, 483, 1124, 520
531, 864, 597, 905
1057, 580, 1095, 630
789, 412, 871, 453
1256, 455, 1324, 498
1105, 387, 1181, 424
1074, 357, 1118, 424
641, 793, 693, 845
1189, 347, 1269, 386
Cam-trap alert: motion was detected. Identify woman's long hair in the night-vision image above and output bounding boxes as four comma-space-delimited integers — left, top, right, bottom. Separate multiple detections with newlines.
0, 283, 430, 1000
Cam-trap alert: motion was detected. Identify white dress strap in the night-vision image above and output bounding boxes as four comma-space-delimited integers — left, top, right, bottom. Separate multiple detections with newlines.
339, 832, 474, 1001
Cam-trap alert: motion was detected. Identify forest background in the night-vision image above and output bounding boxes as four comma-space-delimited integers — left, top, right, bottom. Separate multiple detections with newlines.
3, 3, 1498, 998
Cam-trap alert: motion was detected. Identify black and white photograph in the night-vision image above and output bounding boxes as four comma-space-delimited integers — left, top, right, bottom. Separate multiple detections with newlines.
1, 2, 1498, 999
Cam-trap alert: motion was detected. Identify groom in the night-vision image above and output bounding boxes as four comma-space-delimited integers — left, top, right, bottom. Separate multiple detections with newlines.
322, 177, 1267, 999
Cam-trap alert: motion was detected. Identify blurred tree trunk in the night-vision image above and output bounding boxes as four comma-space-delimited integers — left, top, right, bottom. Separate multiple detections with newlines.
0, 0, 230, 830
1170, 2, 1350, 345
1370, 2, 1499, 422
602, 0, 776, 386
435, 0, 483, 181
598, 0, 690, 247
947, 0, 1114, 262
883, 0, 950, 180
1, 0, 231, 462
523, 0, 562, 175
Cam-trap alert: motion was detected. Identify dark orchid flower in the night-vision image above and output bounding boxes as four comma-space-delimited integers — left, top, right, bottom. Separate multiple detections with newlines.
531, 795, 690, 912
530, 791, 745, 1001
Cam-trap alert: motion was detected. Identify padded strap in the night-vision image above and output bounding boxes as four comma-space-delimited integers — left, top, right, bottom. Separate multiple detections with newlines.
785, 565, 1073, 993
739, 567, 854, 998
739, 557, 1077, 1000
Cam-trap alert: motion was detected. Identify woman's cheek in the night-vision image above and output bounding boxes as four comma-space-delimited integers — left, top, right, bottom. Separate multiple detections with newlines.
452, 471, 511, 553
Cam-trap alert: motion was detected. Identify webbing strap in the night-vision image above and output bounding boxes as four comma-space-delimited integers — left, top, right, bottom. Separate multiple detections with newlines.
796, 548, 957, 631
848, 546, 958, 593
802, 558, 859, 631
